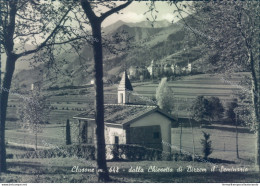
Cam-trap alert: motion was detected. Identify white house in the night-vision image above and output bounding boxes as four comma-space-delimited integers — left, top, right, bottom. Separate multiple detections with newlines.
187, 63, 192, 73
147, 60, 155, 76
164, 64, 172, 74
73, 71, 176, 157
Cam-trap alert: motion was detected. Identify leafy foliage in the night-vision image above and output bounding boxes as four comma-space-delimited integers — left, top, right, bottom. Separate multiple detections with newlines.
191, 1, 259, 73
232, 77, 256, 131
16, 144, 95, 160
191, 96, 210, 124
225, 98, 238, 124
191, 96, 224, 124
109, 144, 171, 161
18, 90, 50, 134
156, 77, 174, 114
207, 96, 224, 122
200, 131, 213, 160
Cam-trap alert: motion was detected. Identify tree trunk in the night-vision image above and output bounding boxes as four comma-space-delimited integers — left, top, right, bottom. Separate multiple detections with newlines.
0, 54, 17, 173
35, 132, 38, 150
180, 122, 182, 154
177, 99, 182, 154
191, 123, 195, 162
91, 21, 110, 182
235, 114, 239, 159
188, 113, 195, 162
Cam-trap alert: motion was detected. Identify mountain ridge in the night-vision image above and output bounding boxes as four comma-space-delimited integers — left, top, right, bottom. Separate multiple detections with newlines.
12, 16, 212, 90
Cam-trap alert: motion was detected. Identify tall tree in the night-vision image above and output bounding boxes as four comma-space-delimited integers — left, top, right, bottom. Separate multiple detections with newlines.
207, 96, 224, 123
79, 1, 132, 182
0, 0, 97, 172
18, 87, 50, 150
191, 96, 210, 126
226, 99, 238, 125
232, 77, 255, 130
156, 77, 174, 114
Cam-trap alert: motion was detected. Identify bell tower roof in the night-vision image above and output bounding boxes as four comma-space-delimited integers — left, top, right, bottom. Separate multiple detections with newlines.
118, 70, 133, 91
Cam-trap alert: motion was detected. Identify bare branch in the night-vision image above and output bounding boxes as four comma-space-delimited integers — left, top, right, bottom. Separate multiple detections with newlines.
16, 0, 29, 11
81, 0, 98, 23
44, 36, 86, 47
16, 6, 72, 58
99, 1, 132, 23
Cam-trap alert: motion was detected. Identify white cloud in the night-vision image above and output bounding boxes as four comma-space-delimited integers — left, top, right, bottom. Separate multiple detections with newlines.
119, 12, 146, 23
161, 13, 175, 22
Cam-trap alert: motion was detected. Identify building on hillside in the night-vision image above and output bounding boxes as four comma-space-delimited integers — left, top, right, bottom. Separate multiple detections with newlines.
170, 64, 175, 74
129, 66, 150, 80
187, 63, 192, 73
147, 60, 192, 77
147, 60, 155, 77
174, 64, 181, 74
73, 71, 176, 158
164, 64, 172, 74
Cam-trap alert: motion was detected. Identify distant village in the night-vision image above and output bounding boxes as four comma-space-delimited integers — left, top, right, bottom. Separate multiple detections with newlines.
128, 60, 192, 80
91, 60, 194, 85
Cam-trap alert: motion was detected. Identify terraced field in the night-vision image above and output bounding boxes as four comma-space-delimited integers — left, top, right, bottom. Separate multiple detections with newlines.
133, 73, 249, 100
132, 73, 250, 117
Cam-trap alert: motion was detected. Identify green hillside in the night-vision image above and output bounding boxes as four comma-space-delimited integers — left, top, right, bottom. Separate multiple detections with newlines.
11, 15, 249, 91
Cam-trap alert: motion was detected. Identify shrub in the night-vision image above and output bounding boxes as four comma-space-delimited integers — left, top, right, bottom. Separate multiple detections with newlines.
200, 131, 213, 160
110, 144, 163, 161
16, 144, 95, 160
111, 144, 119, 160
174, 153, 193, 161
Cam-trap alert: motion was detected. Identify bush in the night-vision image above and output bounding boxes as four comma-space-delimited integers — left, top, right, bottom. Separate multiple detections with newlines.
110, 144, 164, 161
111, 144, 119, 160
16, 144, 95, 160
174, 152, 193, 161
201, 131, 213, 160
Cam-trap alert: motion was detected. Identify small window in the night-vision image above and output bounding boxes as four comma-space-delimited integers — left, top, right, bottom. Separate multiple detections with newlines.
153, 132, 160, 139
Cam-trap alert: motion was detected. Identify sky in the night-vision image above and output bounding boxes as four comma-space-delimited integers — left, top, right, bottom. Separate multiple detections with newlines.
102, 1, 186, 27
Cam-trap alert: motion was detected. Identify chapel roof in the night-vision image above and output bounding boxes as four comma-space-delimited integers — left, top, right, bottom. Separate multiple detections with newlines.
73, 104, 175, 127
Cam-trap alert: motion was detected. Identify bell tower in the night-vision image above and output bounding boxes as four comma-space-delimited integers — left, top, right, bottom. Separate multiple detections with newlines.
118, 70, 133, 104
